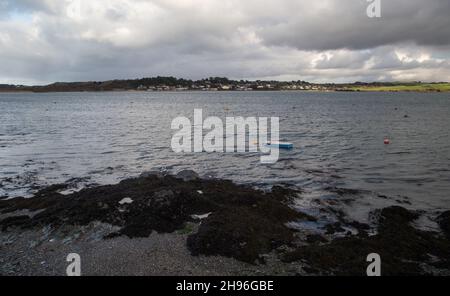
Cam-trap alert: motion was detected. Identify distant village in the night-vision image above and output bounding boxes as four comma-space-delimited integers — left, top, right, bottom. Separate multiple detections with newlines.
132, 77, 336, 92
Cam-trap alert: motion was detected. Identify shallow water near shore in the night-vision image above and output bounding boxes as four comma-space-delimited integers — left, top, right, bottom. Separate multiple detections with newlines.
1, 91, 449, 217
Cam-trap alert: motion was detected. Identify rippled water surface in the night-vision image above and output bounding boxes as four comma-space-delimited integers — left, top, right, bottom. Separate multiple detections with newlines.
1, 91, 449, 213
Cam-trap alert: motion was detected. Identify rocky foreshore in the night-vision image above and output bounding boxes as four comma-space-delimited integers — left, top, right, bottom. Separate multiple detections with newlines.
1, 171, 449, 276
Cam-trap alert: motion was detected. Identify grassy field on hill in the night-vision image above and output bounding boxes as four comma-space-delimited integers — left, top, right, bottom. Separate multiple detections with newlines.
348, 83, 450, 92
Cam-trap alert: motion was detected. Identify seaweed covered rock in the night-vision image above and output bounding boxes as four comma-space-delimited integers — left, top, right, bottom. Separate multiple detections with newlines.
282, 206, 450, 275
187, 204, 308, 264
0, 172, 307, 263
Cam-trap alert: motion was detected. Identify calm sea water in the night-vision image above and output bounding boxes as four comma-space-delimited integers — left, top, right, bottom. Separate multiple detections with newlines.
1, 91, 449, 216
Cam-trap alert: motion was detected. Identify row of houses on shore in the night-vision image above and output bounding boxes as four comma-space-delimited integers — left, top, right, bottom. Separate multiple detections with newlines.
136, 83, 332, 91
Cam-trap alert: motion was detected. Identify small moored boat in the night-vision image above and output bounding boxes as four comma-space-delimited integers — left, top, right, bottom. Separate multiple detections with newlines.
266, 141, 294, 149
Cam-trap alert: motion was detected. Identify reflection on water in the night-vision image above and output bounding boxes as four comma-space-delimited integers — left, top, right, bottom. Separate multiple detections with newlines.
0, 91, 449, 214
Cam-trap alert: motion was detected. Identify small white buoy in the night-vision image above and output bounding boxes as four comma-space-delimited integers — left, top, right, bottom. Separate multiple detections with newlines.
118, 197, 133, 205
191, 212, 212, 220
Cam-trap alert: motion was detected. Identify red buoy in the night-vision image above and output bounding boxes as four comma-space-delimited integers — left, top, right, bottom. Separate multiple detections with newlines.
384, 138, 390, 145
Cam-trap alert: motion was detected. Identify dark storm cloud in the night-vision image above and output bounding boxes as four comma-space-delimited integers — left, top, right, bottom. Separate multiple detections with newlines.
259, 0, 450, 50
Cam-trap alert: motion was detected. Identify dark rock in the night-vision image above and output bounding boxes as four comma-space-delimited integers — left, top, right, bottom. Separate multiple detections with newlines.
270, 185, 302, 202
324, 222, 345, 235
306, 234, 327, 244
34, 184, 69, 197
151, 189, 176, 208
347, 221, 370, 235
376, 206, 419, 232
175, 170, 199, 182
437, 211, 450, 238
0, 215, 31, 231
97, 202, 109, 210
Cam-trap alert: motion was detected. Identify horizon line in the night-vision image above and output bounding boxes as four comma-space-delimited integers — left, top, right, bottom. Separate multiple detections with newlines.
2, 76, 450, 87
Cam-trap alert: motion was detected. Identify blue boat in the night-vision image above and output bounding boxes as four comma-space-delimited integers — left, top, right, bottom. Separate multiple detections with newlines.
266, 141, 294, 149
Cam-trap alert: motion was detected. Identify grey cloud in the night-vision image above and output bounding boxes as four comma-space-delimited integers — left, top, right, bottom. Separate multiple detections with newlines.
0, 0, 449, 84
314, 50, 373, 69
258, 0, 450, 50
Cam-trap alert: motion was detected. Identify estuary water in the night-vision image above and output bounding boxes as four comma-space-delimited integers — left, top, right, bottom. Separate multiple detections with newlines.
1, 91, 449, 217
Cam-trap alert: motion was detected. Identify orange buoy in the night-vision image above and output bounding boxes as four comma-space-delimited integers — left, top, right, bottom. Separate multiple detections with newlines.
384, 138, 390, 145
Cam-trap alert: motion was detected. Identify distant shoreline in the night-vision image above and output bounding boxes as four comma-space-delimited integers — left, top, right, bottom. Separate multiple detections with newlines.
0, 89, 448, 94
1, 76, 449, 93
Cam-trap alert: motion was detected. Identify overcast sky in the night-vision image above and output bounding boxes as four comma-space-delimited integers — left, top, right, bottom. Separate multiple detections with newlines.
1, 0, 450, 85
